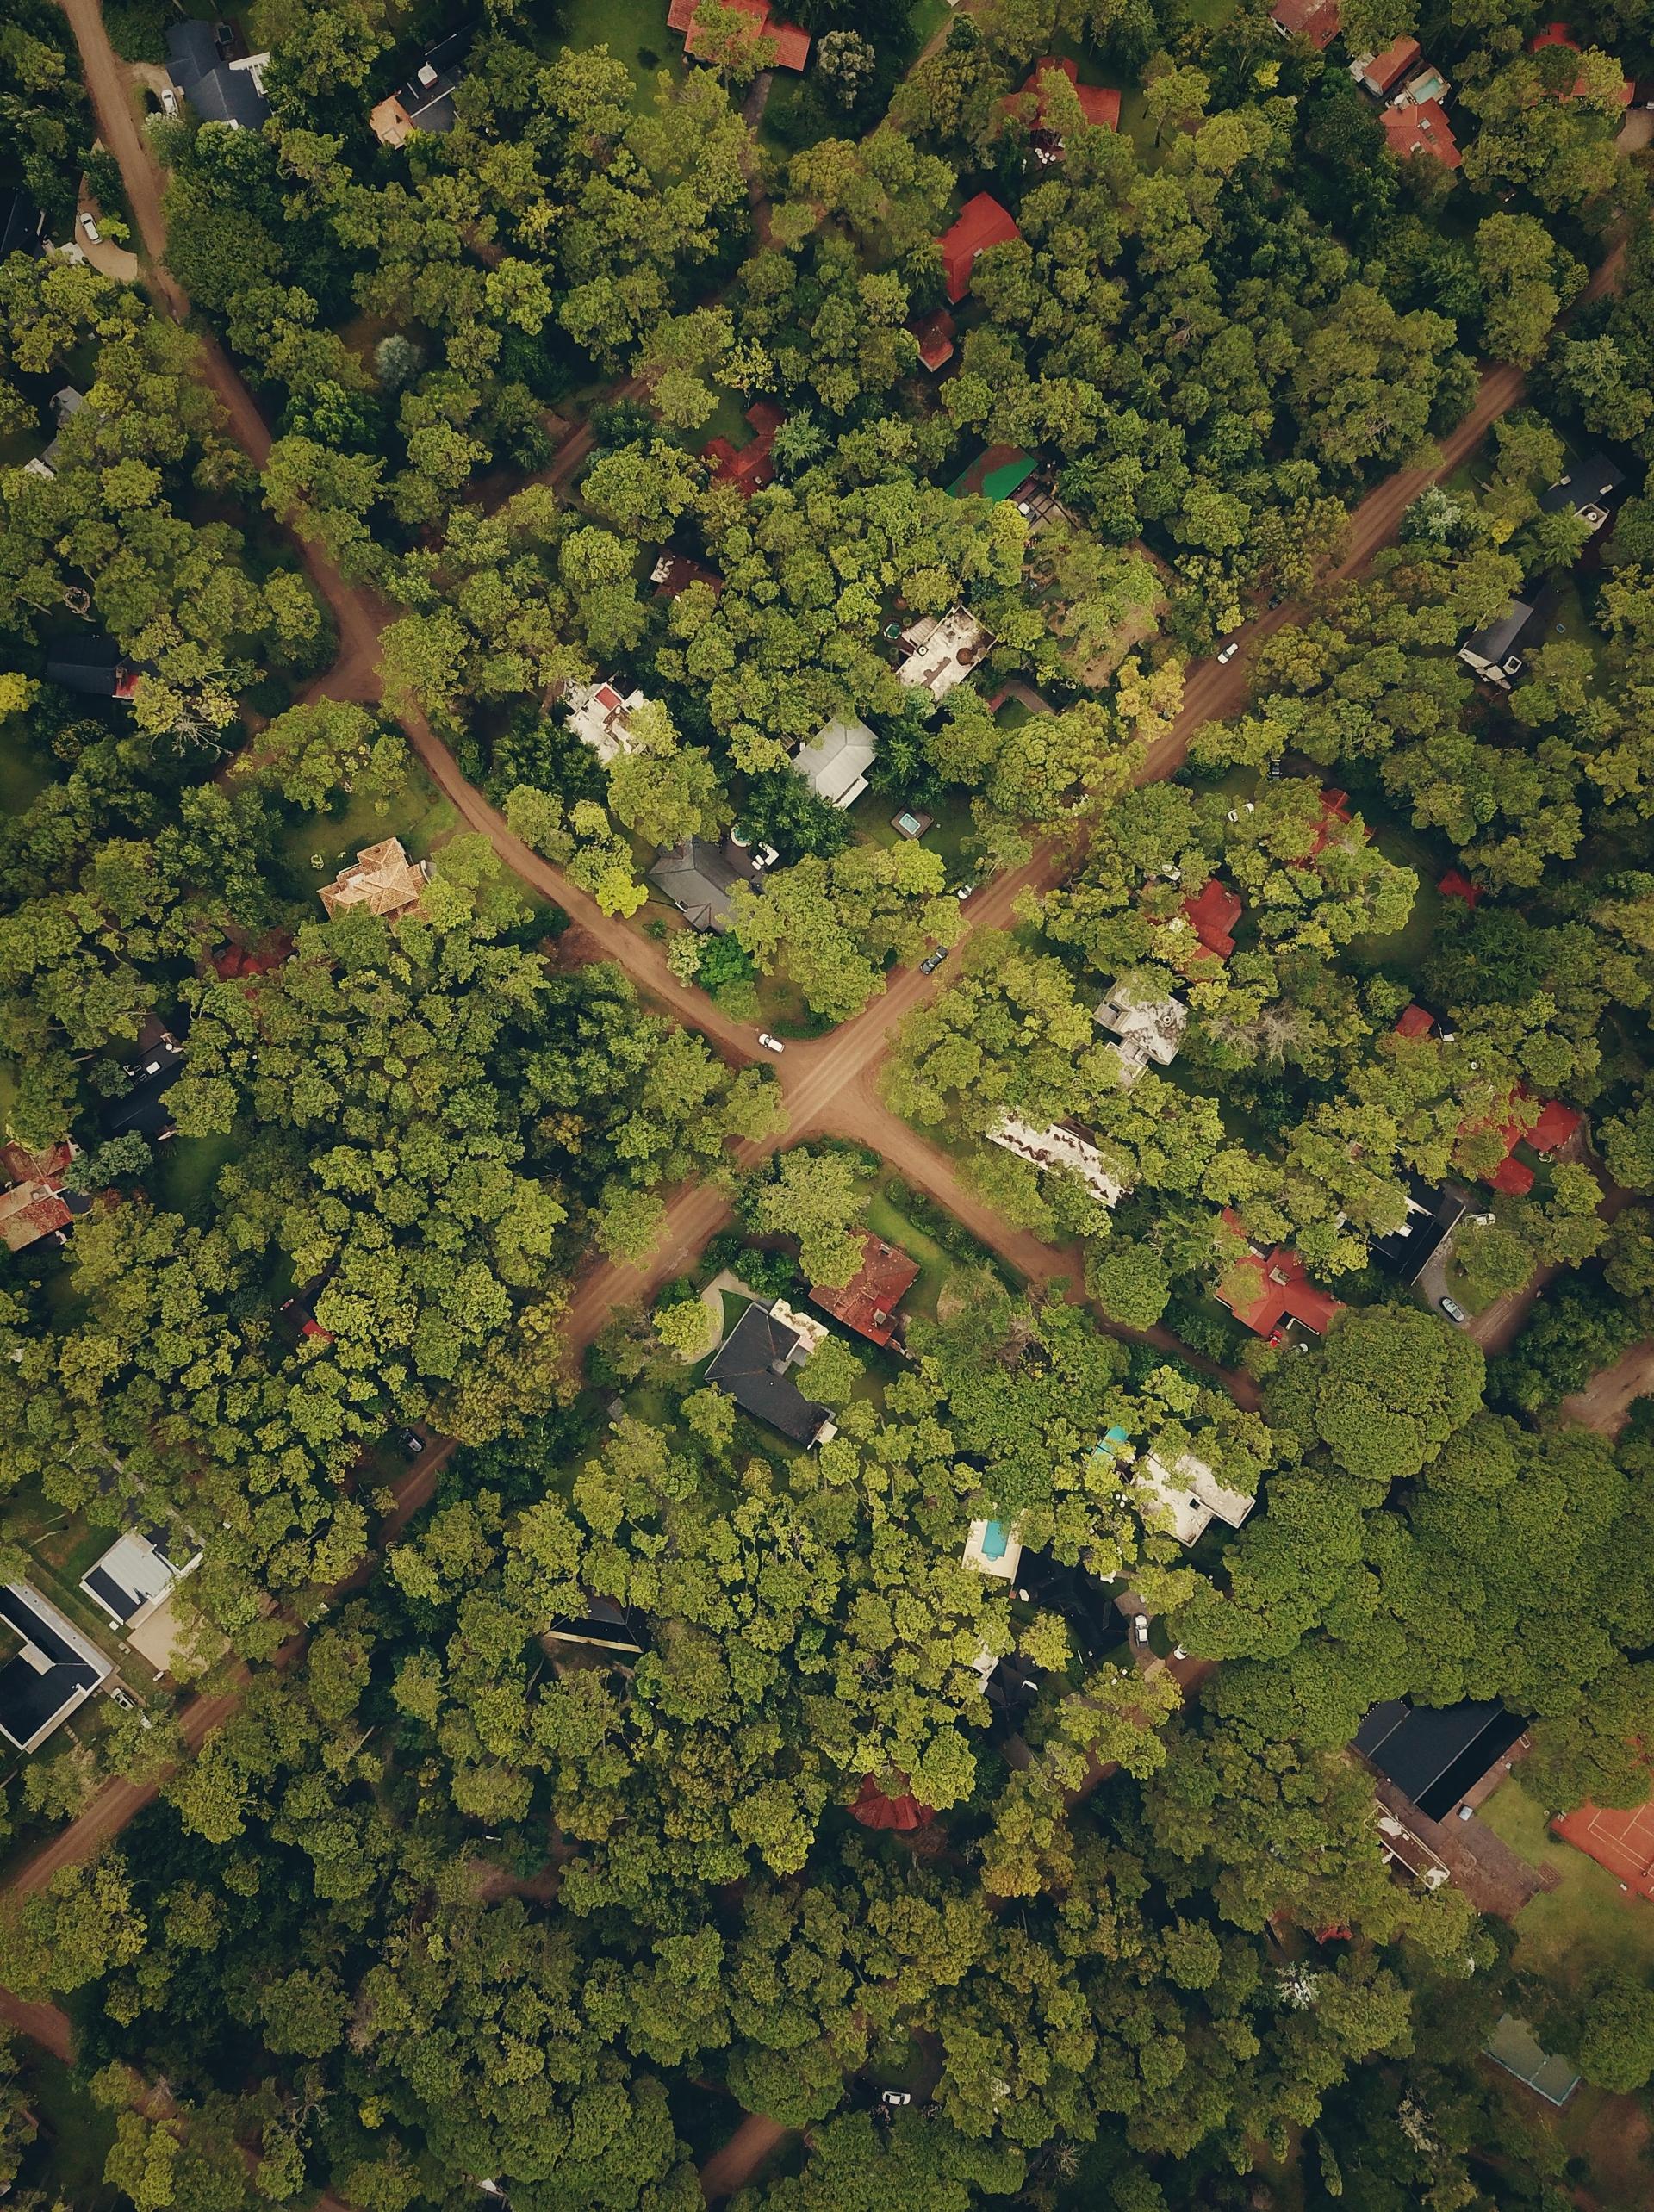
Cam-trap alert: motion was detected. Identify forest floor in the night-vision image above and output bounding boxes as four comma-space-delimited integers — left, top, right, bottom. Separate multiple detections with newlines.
1558, 1337, 1654, 1437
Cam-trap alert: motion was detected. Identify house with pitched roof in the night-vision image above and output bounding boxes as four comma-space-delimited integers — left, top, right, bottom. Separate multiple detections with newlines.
793, 716, 877, 810
1002, 57, 1121, 163
168, 19, 271, 129
1382, 96, 1462, 166
705, 1299, 836, 1445
0, 1140, 88, 1254
808, 1232, 920, 1346
1272, 0, 1340, 47
0, 1583, 112, 1754
650, 836, 743, 932
369, 27, 472, 143
320, 838, 430, 923
1216, 1210, 1342, 1341
936, 192, 1021, 303
1352, 36, 1421, 95
667, 0, 811, 70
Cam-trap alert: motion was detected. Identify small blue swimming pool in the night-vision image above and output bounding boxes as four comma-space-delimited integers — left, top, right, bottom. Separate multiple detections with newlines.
981, 1519, 1011, 1561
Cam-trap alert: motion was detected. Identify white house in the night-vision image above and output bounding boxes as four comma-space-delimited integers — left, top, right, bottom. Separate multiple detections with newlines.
897, 607, 993, 708
987, 1115, 1129, 1208
1133, 1445, 1255, 1547
961, 1517, 1023, 1580
793, 716, 877, 809
564, 681, 652, 765
1094, 982, 1187, 1088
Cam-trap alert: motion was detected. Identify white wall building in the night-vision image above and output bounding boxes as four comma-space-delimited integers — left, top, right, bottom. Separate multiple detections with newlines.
896, 607, 993, 709
793, 716, 877, 809
987, 1115, 1129, 1208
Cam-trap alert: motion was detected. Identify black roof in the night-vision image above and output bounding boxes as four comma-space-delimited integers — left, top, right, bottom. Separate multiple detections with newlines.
84, 1563, 141, 1623
167, 20, 270, 128
1371, 1173, 1467, 1286
46, 645, 123, 695
1013, 1549, 1126, 1660
649, 836, 741, 932
705, 1302, 830, 1445
545, 1595, 649, 1654
1539, 454, 1626, 517
0, 1584, 105, 1752
101, 1045, 185, 1140
1353, 1698, 1525, 1822
0, 190, 45, 260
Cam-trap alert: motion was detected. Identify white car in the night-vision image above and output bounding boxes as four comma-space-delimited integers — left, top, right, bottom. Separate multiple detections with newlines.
880, 2091, 912, 2108
756, 1031, 785, 1054
954, 882, 977, 903
79, 212, 101, 244
1216, 641, 1240, 664
1132, 1612, 1149, 1645
1440, 1296, 1468, 1325
159, 85, 179, 115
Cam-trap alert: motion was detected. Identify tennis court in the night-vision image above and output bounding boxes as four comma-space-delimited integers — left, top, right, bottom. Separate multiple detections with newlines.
1553, 1797, 1654, 1901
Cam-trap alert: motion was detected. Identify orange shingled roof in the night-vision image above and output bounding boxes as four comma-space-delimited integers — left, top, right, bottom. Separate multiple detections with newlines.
1182, 878, 1243, 959
910, 307, 955, 371
809, 1233, 921, 1347
1393, 1004, 1435, 1040
1439, 870, 1483, 907
937, 192, 1021, 304
1360, 35, 1421, 92
1272, 0, 1340, 47
1382, 98, 1462, 167
851, 1773, 935, 1831
674, 0, 811, 70
1216, 1212, 1343, 1339
1004, 57, 1122, 137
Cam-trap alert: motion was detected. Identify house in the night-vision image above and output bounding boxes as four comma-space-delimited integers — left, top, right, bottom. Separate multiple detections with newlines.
320, 837, 430, 922
1392, 1003, 1439, 1041
987, 1115, 1129, 1207
1352, 1697, 1525, 1823
1352, 36, 1421, 95
46, 643, 139, 699
1529, 22, 1633, 105
1271, 0, 1340, 48
563, 680, 650, 765
850, 1773, 934, 1831
23, 385, 88, 479
808, 1231, 919, 1346
1458, 1091, 1583, 1196
101, 1025, 187, 1144
1458, 599, 1534, 687
702, 400, 784, 496
1298, 786, 1366, 867
1134, 1445, 1256, 1547
369, 28, 472, 144
1438, 869, 1484, 908
705, 1299, 836, 1446
544, 1594, 649, 1656
1539, 453, 1626, 532
948, 444, 1039, 504
792, 716, 877, 810
1375, 1808, 1451, 1891
909, 308, 955, 372
1002, 56, 1122, 162
936, 192, 1021, 304
962, 1518, 1023, 1580
650, 835, 743, 932
80, 1526, 201, 1634
1094, 980, 1187, 1087
667, 0, 811, 71
0, 1140, 88, 1255
167, 20, 271, 129
1178, 878, 1243, 960
650, 552, 721, 599
0, 1583, 112, 1754
1382, 97, 1462, 167
0, 190, 46, 261
1371, 1171, 1467, 1286
896, 606, 994, 708
1216, 1210, 1342, 1340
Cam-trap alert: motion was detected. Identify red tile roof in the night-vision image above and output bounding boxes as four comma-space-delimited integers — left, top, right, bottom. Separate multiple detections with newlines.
1393, 1004, 1436, 1040
702, 401, 785, 495
1359, 35, 1421, 92
1004, 57, 1122, 135
809, 1233, 921, 1347
1489, 1156, 1535, 1196
1272, 0, 1341, 47
1296, 786, 1365, 867
910, 307, 956, 371
1382, 98, 1462, 167
768, 19, 811, 69
1216, 1213, 1343, 1339
1458, 1090, 1582, 1190
1439, 869, 1483, 907
851, 1774, 935, 1831
1529, 21, 1633, 100
937, 192, 1021, 304
1527, 1099, 1583, 1153
673, 0, 811, 70
1181, 878, 1243, 959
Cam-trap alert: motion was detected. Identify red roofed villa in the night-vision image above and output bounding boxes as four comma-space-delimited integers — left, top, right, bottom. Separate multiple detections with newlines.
937, 192, 1022, 304
1356, 36, 1421, 96
1181, 877, 1244, 960
1459, 1090, 1584, 1196
1393, 1004, 1437, 1041
1529, 22, 1634, 103
909, 307, 956, 372
1439, 869, 1484, 908
1216, 1210, 1344, 1341
702, 399, 784, 496
0, 1139, 82, 1256
667, 0, 811, 70
851, 1773, 936, 1832
810, 1232, 921, 1348
1003, 57, 1122, 160
1383, 97, 1461, 166
1271, 0, 1341, 49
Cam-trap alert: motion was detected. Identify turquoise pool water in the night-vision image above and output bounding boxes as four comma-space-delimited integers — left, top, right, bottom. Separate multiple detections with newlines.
981, 1519, 1011, 1560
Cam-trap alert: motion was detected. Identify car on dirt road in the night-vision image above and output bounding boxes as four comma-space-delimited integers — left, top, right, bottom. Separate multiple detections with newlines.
756, 1031, 785, 1053
1439, 1296, 1469, 1325
919, 948, 948, 974
1216, 640, 1240, 664
79, 213, 101, 244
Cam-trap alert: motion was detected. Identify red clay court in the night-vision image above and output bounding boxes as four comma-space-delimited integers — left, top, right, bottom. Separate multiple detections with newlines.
1552, 1797, 1654, 1900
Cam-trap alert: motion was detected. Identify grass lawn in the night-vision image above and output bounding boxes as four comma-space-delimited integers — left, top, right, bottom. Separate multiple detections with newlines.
1477, 1779, 1654, 1991
863, 1184, 955, 1323
908, 0, 952, 53
856, 789, 976, 886
550, 0, 685, 97
1342, 819, 1446, 975
153, 1131, 240, 1223
18, 2051, 121, 2209
268, 764, 457, 908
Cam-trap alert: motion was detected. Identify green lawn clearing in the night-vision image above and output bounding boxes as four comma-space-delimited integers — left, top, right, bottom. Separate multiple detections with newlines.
268, 764, 457, 909
1477, 1779, 1654, 1991
550, 0, 686, 97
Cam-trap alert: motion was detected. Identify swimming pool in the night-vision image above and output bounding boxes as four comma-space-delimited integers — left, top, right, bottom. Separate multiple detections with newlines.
980, 1519, 1012, 1561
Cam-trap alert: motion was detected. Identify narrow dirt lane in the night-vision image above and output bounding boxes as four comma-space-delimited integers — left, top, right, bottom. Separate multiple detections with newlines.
699, 2109, 795, 2203
1559, 1336, 1654, 1436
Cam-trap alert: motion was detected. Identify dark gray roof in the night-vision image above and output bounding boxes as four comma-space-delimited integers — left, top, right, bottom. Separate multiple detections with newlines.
101, 1038, 185, 1140
706, 1302, 830, 1445
1371, 1173, 1466, 1286
46, 643, 122, 695
1460, 600, 1534, 667
0, 191, 45, 260
0, 1583, 109, 1753
168, 20, 270, 128
1353, 1699, 1524, 1822
1539, 454, 1626, 518
650, 836, 741, 933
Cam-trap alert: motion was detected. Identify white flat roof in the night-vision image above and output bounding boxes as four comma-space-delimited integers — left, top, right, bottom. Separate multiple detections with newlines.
987, 1115, 1129, 1207
1135, 1446, 1255, 1547
898, 607, 992, 704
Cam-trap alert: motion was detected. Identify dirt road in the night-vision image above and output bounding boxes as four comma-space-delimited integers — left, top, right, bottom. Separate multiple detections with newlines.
699, 2109, 795, 2202
1559, 1336, 1654, 1436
